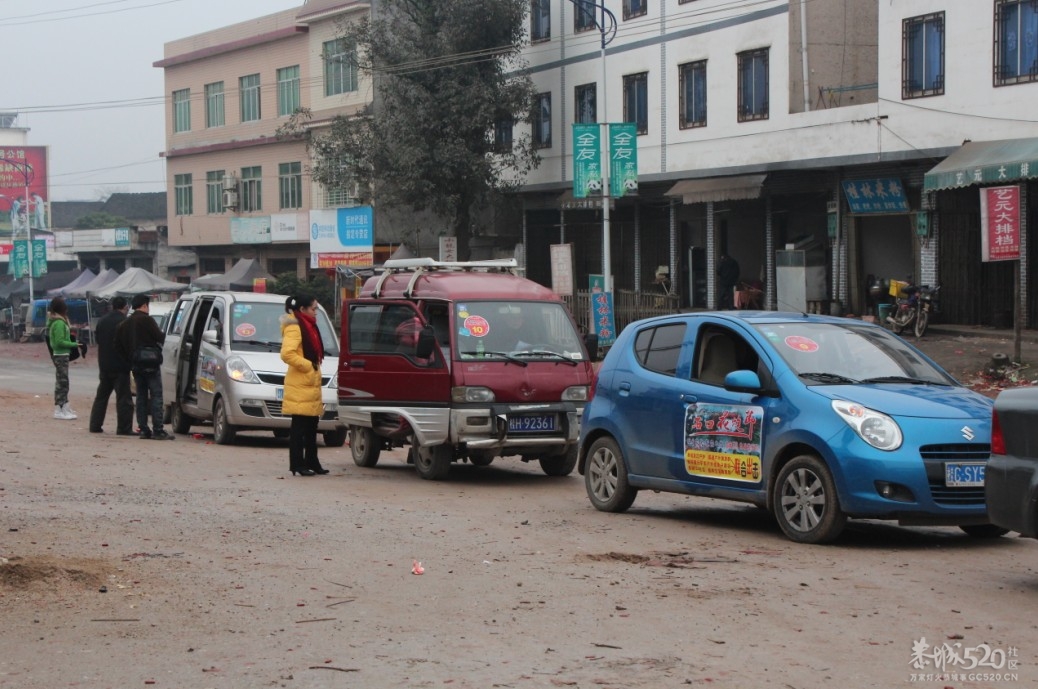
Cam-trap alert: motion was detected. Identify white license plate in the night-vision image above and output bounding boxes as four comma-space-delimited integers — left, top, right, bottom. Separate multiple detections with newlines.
508, 414, 556, 433
945, 462, 986, 487
276, 387, 284, 401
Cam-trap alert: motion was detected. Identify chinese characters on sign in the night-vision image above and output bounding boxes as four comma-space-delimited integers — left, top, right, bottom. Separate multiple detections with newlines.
7, 239, 47, 278
979, 185, 1021, 262
684, 403, 763, 483
609, 123, 638, 198
572, 124, 602, 199
588, 274, 616, 346
549, 243, 574, 297
841, 178, 909, 214
309, 206, 374, 268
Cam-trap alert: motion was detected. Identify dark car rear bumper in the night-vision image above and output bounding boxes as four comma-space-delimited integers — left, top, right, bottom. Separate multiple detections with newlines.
985, 456, 1038, 537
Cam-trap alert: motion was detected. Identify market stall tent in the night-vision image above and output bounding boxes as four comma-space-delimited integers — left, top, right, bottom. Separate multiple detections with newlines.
90, 267, 185, 298
191, 258, 275, 291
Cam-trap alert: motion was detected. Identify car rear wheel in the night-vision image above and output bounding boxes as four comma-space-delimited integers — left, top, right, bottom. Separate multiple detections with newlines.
323, 428, 347, 448
349, 426, 381, 466
539, 445, 578, 476
584, 437, 637, 513
171, 404, 193, 435
414, 442, 452, 480
773, 454, 846, 544
959, 524, 1009, 538
212, 397, 237, 445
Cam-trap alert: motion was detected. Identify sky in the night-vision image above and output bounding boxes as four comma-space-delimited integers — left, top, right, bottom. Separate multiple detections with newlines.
1, 0, 303, 201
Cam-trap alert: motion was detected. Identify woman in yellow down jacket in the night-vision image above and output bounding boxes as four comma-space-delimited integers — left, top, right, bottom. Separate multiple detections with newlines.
279, 294, 329, 476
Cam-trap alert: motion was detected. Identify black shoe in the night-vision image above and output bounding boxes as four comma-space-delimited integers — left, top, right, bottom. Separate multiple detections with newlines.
312, 467, 330, 475
89, 428, 104, 434
152, 430, 175, 441
116, 430, 138, 437
291, 468, 315, 476
139, 429, 153, 440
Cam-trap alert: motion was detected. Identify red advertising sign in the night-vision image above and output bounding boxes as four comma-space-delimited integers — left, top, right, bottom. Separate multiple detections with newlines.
980, 185, 1021, 262
0, 146, 50, 239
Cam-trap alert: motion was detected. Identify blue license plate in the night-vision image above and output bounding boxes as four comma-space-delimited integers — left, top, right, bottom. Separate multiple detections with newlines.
276, 387, 284, 401
509, 414, 556, 433
945, 462, 985, 487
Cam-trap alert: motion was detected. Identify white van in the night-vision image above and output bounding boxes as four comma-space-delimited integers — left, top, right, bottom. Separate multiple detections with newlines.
160, 291, 345, 446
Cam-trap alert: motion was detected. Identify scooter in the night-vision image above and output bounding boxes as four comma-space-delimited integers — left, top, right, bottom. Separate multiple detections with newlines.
887, 282, 939, 338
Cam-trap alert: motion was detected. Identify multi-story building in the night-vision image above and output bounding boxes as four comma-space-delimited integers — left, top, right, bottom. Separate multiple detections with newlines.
160, 1, 1037, 328
155, 0, 372, 280
516, 0, 1038, 328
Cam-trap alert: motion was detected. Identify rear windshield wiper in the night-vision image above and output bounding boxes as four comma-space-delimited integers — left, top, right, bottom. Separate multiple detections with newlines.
460, 350, 528, 367
513, 350, 578, 366
859, 375, 947, 385
798, 371, 859, 385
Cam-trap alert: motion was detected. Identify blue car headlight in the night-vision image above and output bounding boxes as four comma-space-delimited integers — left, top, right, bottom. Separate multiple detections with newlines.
831, 400, 903, 451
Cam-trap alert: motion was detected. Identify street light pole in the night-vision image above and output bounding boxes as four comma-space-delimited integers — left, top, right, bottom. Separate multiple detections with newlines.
566, 0, 617, 290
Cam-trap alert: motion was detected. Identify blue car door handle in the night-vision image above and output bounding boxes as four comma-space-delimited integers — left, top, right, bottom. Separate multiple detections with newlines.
618, 382, 631, 396
681, 393, 698, 403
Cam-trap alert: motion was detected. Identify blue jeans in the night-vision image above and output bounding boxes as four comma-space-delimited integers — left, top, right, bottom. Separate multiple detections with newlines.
132, 369, 164, 433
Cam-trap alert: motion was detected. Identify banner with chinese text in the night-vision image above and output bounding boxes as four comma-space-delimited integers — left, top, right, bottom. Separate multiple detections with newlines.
980, 185, 1021, 262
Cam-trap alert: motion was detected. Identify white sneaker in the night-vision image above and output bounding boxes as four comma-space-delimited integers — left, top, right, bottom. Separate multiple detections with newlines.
60, 403, 77, 420
53, 405, 65, 419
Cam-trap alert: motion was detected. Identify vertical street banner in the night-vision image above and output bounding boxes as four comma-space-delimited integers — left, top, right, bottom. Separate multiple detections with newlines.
609, 123, 638, 198
980, 185, 1021, 262
588, 274, 616, 347
572, 124, 602, 199
549, 243, 574, 296
8, 239, 47, 277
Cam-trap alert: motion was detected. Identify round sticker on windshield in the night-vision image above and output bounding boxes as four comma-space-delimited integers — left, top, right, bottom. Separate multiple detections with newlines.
785, 335, 819, 352
235, 323, 257, 338
464, 315, 490, 337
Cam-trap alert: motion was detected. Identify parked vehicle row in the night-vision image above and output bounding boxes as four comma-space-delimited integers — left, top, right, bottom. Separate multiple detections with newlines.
153, 268, 1028, 547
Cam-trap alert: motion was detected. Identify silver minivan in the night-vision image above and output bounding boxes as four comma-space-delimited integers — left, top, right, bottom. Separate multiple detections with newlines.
160, 291, 345, 446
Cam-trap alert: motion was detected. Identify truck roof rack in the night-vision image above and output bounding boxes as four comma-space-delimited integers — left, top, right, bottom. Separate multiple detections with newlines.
373, 258, 519, 298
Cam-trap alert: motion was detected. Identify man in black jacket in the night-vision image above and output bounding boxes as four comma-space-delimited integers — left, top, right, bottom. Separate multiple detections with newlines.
88, 296, 135, 435
115, 293, 173, 440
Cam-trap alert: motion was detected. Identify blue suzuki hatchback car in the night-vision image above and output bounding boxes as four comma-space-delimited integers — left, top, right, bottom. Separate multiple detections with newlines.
578, 312, 1007, 544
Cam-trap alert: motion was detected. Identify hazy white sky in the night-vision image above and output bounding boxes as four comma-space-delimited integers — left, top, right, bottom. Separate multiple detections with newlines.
2, 0, 302, 201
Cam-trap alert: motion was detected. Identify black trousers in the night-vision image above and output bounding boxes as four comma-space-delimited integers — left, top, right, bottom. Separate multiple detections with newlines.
289, 415, 322, 471
89, 369, 134, 434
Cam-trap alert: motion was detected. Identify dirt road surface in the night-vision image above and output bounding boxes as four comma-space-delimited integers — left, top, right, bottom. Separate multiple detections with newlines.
1, 334, 1035, 689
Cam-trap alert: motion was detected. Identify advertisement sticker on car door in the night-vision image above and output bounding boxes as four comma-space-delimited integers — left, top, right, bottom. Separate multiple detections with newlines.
684, 403, 764, 482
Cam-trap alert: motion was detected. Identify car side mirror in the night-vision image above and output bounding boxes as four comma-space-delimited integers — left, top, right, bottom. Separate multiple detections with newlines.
584, 332, 600, 362
724, 369, 763, 394
416, 326, 436, 359
202, 329, 220, 346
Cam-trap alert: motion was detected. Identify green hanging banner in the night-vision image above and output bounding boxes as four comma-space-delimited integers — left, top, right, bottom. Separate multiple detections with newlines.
609, 123, 638, 198
572, 123, 602, 199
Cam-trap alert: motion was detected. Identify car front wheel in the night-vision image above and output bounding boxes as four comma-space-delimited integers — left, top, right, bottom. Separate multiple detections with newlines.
414, 442, 452, 480
212, 397, 237, 445
773, 454, 846, 544
584, 437, 637, 513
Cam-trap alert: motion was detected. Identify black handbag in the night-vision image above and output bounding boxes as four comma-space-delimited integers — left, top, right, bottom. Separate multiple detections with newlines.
133, 344, 163, 368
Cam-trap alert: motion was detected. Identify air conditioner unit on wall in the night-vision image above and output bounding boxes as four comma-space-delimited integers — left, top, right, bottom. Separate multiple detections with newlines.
348, 181, 364, 200
222, 189, 239, 210
222, 174, 239, 191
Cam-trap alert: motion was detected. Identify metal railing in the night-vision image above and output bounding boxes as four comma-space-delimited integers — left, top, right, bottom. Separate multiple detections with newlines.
562, 289, 681, 338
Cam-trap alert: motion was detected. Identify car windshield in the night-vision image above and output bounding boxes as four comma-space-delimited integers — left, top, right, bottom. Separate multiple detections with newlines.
456, 300, 584, 361
754, 321, 955, 385
228, 301, 339, 356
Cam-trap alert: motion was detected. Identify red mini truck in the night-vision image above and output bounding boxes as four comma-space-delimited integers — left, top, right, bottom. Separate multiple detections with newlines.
338, 258, 597, 480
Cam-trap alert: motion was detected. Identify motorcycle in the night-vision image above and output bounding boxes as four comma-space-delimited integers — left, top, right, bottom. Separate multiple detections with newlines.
886, 281, 939, 338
